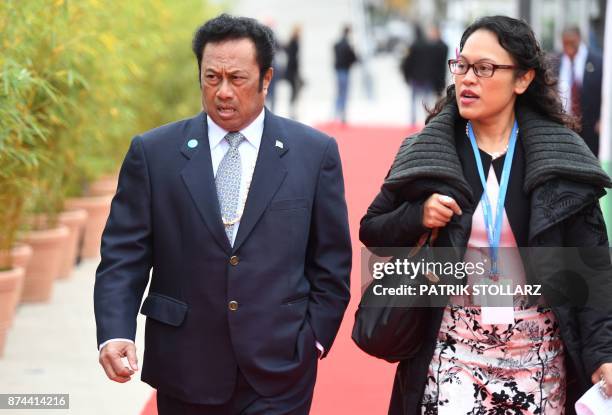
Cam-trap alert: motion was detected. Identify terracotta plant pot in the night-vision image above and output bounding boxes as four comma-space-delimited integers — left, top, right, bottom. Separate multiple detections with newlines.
9, 244, 33, 323
11, 244, 33, 270
0, 267, 25, 357
88, 175, 118, 197
19, 226, 70, 303
65, 196, 112, 259
57, 209, 88, 279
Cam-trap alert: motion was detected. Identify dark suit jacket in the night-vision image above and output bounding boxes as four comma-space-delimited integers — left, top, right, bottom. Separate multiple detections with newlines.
552, 50, 603, 156
579, 50, 603, 155
94, 109, 352, 404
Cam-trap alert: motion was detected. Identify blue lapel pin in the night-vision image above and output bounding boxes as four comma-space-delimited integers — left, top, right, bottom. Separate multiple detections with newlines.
187, 139, 199, 149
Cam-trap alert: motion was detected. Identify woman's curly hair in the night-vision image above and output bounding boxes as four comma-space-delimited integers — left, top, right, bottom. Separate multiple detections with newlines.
426, 15, 580, 131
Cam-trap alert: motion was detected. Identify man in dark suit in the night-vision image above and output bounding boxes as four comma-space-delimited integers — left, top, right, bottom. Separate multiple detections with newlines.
94, 14, 351, 414
555, 26, 603, 156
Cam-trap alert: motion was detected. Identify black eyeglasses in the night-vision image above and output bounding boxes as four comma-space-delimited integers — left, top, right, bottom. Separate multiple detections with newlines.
448, 59, 517, 78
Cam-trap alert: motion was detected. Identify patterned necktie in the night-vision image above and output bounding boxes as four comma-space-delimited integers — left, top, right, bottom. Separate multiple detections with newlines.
570, 59, 582, 119
215, 132, 245, 243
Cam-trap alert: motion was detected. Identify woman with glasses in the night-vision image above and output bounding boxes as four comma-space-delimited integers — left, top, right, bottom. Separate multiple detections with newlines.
356, 15, 612, 414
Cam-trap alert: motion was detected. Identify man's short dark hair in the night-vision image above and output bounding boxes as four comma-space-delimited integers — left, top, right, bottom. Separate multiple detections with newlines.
342, 24, 351, 37
192, 14, 275, 90
562, 25, 581, 38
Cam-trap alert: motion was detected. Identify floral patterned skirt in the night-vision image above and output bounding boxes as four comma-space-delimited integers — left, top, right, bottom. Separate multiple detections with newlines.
421, 305, 566, 415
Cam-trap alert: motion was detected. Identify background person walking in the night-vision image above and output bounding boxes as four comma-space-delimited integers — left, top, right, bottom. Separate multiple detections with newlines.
333, 24, 358, 124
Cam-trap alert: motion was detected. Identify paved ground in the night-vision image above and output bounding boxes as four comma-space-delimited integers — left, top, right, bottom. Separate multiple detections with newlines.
0, 259, 151, 415
0, 1, 417, 414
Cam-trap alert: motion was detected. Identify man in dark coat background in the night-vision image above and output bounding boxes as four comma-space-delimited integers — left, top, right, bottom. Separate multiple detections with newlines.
400, 24, 448, 125
554, 26, 603, 156
333, 24, 358, 124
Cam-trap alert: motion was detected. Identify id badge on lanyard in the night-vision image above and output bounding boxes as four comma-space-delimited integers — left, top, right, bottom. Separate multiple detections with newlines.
477, 278, 515, 324
467, 120, 519, 325
471, 253, 514, 323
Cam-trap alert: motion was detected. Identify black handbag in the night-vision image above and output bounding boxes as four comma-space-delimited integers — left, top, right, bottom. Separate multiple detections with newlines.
351, 232, 436, 363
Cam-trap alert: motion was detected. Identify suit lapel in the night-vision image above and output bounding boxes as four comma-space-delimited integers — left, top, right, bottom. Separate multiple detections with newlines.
180, 113, 232, 254
232, 110, 288, 252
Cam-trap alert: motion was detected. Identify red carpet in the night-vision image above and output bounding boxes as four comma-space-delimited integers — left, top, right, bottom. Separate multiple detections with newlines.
140, 122, 418, 415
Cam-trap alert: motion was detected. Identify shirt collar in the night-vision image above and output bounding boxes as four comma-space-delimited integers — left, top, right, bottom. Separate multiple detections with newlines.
564, 43, 588, 65
575, 42, 588, 64
207, 108, 265, 151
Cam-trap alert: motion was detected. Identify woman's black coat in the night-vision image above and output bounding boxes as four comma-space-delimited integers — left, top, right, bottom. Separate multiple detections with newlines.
356, 101, 612, 415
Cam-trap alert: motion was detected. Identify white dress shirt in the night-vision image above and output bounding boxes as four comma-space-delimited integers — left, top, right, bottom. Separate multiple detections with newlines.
208, 109, 263, 246
558, 42, 588, 114
100, 109, 323, 357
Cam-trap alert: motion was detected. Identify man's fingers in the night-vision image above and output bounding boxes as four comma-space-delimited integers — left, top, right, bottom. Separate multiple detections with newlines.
100, 356, 131, 383
438, 195, 462, 215
102, 347, 135, 378
126, 347, 139, 371
98, 341, 137, 381
100, 356, 117, 380
110, 354, 134, 378
107, 355, 133, 381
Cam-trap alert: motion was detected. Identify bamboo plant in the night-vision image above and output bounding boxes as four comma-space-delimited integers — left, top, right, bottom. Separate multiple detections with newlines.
1, 0, 218, 254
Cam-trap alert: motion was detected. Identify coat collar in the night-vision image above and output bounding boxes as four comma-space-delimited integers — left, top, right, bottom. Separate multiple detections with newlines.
516, 105, 611, 192
384, 102, 474, 206
384, 101, 611, 201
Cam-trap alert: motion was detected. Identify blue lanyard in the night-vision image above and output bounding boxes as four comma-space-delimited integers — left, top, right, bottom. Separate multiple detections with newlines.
466, 120, 519, 275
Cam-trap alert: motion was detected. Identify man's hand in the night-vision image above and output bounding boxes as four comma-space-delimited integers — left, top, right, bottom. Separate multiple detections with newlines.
592, 362, 612, 398
99, 341, 138, 383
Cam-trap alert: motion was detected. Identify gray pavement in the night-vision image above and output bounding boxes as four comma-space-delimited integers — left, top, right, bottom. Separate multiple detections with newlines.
0, 259, 151, 415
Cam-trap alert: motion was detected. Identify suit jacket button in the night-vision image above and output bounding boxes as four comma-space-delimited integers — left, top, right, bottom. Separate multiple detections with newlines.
229, 255, 239, 266
228, 301, 239, 311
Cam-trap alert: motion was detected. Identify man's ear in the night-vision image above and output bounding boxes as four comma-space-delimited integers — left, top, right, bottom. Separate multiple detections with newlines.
515, 68, 535, 95
262, 67, 274, 93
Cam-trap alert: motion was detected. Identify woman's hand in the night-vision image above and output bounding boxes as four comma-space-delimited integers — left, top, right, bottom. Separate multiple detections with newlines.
422, 193, 462, 229
592, 362, 612, 398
